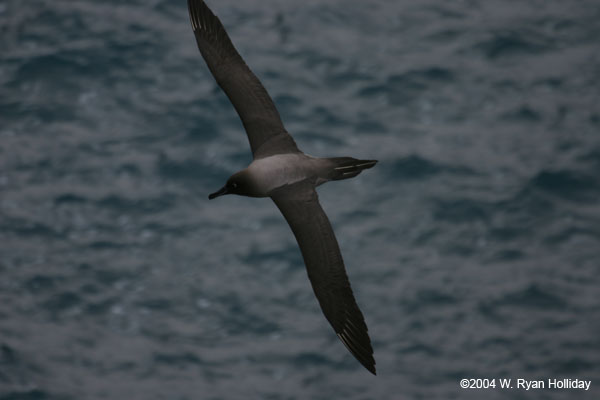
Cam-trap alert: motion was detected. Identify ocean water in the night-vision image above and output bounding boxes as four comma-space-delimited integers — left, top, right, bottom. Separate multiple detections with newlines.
1, 0, 599, 399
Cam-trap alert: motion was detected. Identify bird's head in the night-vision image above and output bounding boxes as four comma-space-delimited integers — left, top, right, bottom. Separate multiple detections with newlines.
208, 170, 254, 199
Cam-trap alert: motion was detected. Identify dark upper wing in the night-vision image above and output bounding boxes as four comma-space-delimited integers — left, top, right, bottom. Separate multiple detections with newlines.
187, 0, 300, 159
270, 180, 376, 375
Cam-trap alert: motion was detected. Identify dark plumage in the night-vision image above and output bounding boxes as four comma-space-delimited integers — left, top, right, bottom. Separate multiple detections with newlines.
187, 0, 377, 374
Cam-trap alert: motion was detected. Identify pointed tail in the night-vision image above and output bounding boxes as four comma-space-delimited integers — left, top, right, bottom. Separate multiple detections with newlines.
328, 157, 378, 181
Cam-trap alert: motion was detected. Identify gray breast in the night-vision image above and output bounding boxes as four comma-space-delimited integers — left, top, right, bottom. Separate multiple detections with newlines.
246, 153, 321, 195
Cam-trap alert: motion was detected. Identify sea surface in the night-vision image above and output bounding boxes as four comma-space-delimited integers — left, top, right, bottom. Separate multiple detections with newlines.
1, 0, 599, 399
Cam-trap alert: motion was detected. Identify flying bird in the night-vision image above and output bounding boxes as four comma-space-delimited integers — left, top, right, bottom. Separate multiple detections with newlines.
187, 0, 377, 374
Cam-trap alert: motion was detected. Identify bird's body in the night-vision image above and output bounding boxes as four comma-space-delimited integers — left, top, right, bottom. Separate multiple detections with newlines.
239, 153, 325, 197
187, 0, 378, 374
227, 154, 376, 197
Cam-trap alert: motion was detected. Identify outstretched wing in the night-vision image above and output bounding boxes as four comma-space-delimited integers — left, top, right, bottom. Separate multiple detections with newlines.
270, 180, 376, 374
187, 0, 300, 159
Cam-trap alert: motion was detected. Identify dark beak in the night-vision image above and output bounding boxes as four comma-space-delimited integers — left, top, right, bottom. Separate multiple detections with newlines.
208, 185, 229, 200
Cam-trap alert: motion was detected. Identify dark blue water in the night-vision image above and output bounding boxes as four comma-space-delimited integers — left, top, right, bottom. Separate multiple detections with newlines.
1, 0, 599, 399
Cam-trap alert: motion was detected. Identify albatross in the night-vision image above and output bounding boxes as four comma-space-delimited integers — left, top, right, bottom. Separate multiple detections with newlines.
187, 0, 377, 374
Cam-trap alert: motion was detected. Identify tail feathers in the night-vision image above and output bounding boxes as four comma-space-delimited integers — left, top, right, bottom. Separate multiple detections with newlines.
329, 157, 377, 181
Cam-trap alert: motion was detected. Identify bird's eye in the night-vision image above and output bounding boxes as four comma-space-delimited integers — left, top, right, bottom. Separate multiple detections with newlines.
231, 182, 238, 188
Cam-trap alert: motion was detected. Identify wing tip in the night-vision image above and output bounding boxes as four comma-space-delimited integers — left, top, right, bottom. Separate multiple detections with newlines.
187, 0, 215, 33
337, 332, 377, 375
368, 364, 377, 375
